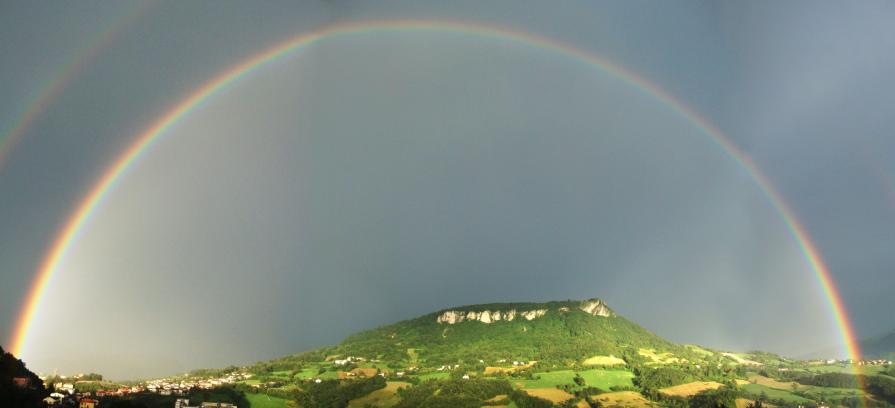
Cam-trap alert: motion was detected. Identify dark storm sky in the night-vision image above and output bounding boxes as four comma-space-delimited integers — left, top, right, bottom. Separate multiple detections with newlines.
0, 1, 893, 379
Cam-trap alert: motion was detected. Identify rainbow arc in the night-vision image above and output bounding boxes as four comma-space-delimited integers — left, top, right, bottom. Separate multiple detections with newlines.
9, 21, 863, 396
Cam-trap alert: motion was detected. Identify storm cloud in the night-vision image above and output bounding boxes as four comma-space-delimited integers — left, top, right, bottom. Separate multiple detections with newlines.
1, 1, 893, 379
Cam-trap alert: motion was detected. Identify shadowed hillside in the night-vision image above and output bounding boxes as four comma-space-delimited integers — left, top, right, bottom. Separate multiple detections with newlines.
0, 345, 47, 407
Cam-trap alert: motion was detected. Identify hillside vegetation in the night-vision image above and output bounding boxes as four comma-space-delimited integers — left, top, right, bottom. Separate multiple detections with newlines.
279, 299, 696, 368
128, 298, 895, 408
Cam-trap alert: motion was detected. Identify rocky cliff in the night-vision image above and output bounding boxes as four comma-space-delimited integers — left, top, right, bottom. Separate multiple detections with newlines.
435, 298, 612, 324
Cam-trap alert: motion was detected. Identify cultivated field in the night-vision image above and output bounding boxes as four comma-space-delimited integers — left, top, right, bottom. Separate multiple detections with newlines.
583, 355, 627, 366
722, 353, 762, 366
484, 363, 532, 375
591, 391, 658, 408
658, 381, 723, 397
747, 375, 804, 391
639, 348, 683, 365
481, 394, 512, 408
524, 387, 576, 403
348, 381, 410, 408
739, 384, 813, 403
246, 393, 287, 408
515, 369, 634, 389
685, 345, 715, 357
735, 398, 755, 408
416, 371, 450, 381
806, 364, 886, 375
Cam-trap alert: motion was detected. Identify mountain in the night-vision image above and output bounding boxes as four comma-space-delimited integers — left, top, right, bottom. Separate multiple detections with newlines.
860, 329, 895, 360
801, 329, 895, 361
269, 298, 698, 368
0, 346, 48, 407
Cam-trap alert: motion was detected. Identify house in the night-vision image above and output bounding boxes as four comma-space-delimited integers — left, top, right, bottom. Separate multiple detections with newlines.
12, 377, 30, 388
79, 398, 98, 408
200, 403, 236, 408
338, 367, 378, 380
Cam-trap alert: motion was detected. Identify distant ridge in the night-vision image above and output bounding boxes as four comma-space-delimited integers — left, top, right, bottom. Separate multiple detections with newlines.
860, 329, 895, 360
803, 329, 895, 360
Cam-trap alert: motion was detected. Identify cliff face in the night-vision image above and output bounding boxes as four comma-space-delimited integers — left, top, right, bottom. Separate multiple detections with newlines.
435, 298, 612, 324
580, 299, 613, 317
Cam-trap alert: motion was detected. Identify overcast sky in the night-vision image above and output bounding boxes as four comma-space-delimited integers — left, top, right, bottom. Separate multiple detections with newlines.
1, 1, 894, 379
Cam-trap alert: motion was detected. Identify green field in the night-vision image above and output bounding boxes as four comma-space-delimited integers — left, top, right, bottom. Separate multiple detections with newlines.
805, 364, 886, 375
416, 371, 450, 381
246, 393, 287, 408
515, 369, 634, 389
740, 384, 813, 403
293, 366, 322, 380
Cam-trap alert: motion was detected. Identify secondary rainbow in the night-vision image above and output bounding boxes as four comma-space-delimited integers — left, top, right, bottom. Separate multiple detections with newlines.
10, 19, 864, 378
0, 2, 151, 170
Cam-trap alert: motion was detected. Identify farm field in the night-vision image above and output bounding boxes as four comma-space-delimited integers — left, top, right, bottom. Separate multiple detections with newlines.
246, 393, 287, 408
524, 387, 576, 404
583, 355, 626, 366
747, 375, 804, 391
740, 384, 813, 403
735, 398, 758, 408
638, 348, 682, 365
805, 364, 886, 375
659, 381, 723, 397
722, 353, 762, 366
416, 371, 450, 381
348, 381, 410, 408
591, 391, 657, 408
482, 394, 519, 408
685, 345, 715, 357
515, 369, 634, 389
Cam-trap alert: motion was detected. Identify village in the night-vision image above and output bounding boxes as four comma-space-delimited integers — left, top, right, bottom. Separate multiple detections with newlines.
24, 355, 893, 408
37, 371, 252, 408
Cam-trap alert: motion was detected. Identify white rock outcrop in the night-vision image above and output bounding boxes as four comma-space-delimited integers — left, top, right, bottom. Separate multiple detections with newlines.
435, 299, 612, 324
437, 309, 512, 324
436, 310, 466, 324
579, 299, 612, 317
521, 309, 547, 320
436, 309, 526, 324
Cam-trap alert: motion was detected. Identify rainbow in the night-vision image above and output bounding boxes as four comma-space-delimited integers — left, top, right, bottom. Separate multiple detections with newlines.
0, 2, 152, 170
9, 19, 864, 384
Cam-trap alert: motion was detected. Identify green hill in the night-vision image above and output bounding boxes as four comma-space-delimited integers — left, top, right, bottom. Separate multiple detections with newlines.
268, 298, 696, 369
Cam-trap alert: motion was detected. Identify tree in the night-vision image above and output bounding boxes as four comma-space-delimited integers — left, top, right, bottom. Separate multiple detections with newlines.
689, 386, 737, 408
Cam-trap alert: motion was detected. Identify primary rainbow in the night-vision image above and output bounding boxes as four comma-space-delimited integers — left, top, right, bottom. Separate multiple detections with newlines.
0, 2, 152, 170
10, 19, 864, 380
